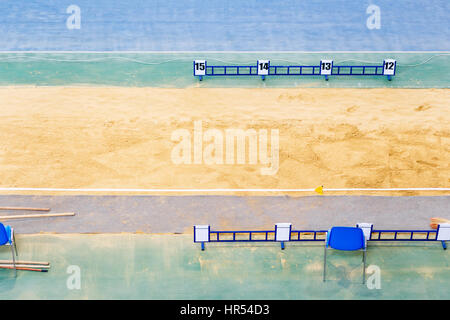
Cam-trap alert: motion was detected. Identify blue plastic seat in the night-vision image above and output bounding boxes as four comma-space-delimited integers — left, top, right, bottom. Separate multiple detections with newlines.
0, 223, 18, 277
323, 226, 367, 283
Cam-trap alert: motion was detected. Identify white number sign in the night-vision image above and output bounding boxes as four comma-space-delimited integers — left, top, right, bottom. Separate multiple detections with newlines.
275, 223, 292, 241
257, 60, 270, 76
437, 224, 450, 241
194, 60, 206, 76
320, 60, 333, 75
383, 59, 396, 76
194, 225, 210, 242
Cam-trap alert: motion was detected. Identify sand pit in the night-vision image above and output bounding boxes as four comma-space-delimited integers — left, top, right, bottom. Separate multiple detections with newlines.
0, 87, 448, 195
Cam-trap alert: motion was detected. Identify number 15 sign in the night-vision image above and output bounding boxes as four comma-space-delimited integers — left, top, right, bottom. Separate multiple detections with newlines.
194, 60, 206, 76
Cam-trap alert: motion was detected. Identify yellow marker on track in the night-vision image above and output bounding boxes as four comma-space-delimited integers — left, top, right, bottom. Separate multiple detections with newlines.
315, 186, 324, 195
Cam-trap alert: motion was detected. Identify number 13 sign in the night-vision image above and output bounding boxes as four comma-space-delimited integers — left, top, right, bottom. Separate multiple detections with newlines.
320, 60, 333, 76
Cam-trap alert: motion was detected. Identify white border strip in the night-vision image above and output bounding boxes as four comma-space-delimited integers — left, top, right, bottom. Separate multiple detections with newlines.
0, 188, 448, 192
0, 51, 449, 54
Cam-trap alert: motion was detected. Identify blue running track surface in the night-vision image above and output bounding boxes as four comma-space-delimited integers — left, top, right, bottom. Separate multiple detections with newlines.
0, 0, 449, 51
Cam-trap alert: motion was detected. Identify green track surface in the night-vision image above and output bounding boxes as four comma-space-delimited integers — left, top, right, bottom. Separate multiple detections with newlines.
0, 234, 448, 299
0, 52, 448, 88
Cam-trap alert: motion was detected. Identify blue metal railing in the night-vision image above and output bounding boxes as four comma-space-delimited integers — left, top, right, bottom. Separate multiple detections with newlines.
268, 65, 321, 76
194, 225, 447, 250
290, 230, 327, 241
331, 65, 384, 76
207, 229, 437, 243
194, 60, 395, 81
207, 230, 329, 243
370, 229, 437, 241
205, 65, 258, 76
210, 230, 275, 242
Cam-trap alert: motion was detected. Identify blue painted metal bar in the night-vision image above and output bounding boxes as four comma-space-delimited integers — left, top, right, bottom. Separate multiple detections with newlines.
291, 230, 327, 242
332, 65, 384, 76
196, 228, 439, 243
204, 65, 257, 76
194, 225, 447, 251
208, 230, 275, 242
371, 229, 437, 241
195, 61, 390, 80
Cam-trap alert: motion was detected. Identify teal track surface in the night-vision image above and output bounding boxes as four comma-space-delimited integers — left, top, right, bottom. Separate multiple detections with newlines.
0, 234, 449, 299
0, 52, 449, 88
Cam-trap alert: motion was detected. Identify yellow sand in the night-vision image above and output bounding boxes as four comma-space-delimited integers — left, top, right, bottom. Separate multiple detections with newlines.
0, 87, 449, 196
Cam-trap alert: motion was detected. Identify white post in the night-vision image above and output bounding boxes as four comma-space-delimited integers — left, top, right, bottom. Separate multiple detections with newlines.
194, 225, 210, 250
437, 223, 450, 250
257, 60, 270, 80
194, 60, 206, 80
320, 59, 333, 80
383, 59, 396, 80
357, 223, 373, 247
275, 223, 292, 250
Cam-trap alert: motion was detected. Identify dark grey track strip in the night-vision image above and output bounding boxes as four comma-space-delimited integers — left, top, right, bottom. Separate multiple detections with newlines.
0, 195, 448, 234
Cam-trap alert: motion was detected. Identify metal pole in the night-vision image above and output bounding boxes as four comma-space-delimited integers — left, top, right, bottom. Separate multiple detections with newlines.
362, 249, 366, 284
323, 245, 327, 282
11, 245, 16, 277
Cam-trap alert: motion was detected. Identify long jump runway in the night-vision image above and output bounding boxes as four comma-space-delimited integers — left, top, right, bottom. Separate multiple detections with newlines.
2, 195, 449, 234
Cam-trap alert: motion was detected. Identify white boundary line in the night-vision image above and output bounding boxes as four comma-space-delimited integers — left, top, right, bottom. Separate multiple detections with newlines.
0, 188, 449, 192
0, 51, 449, 54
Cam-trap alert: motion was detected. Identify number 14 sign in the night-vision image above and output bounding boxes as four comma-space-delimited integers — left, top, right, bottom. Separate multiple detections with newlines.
257, 60, 270, 76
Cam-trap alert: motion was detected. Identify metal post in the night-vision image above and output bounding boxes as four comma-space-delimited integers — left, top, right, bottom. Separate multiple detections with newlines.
281, 241, 285, 250
442, 241, 447, 250
11, 245, 16, 277
13, 231, 18, 256
362, 249, 366, 284
201, 242, 205, 251
323, 245, 327, 282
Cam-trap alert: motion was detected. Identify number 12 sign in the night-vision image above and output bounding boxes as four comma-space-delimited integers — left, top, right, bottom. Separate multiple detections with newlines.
383, 59, 396, 76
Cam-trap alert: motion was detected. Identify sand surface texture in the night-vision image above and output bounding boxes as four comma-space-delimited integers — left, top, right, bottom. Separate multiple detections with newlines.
0, 87, 449, 195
